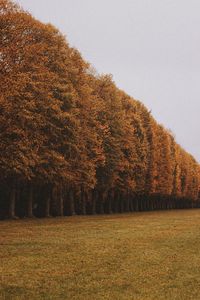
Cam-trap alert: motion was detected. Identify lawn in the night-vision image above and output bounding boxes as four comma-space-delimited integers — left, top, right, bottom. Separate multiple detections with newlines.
1, 210, 200, 300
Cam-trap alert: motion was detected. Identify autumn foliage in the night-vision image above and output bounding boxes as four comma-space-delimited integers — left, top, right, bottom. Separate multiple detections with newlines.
0, 0, 200, 219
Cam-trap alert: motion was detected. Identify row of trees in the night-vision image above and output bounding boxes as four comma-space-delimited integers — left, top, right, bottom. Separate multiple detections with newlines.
0, 0, 200, 219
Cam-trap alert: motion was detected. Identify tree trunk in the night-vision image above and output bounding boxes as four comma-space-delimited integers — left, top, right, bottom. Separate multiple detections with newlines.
107, 190, 113, 214
150, 198, 153, 210
9, 180, 16, 219
146, 198, 150, 211
114, 192, 119, 213
91, 190, 96, 215
99, 201, 104, 214
59, 195, 64, 216
119, 193, 124, 213
69, 189, 76, 215
143, 197, 146, 211
99, 191, 105, 214
124, 192, 129, 212
27, 183, 34, 218
45, 196, 51, 218
129, 195, 133, 212
139, 197, 143, 211
56, 186, 63, 217
81, 187, 86, 215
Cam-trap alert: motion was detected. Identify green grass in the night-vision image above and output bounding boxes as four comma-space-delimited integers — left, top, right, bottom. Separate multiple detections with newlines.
1, 210, 200, 299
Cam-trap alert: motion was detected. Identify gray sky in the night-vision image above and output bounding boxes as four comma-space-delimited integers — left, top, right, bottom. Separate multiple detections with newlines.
16, 0, 200, 162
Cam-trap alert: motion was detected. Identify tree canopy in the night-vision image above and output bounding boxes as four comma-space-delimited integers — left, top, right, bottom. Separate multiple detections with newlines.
0, 0, 199, 219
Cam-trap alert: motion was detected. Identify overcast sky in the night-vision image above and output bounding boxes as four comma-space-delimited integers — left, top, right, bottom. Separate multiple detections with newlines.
16, 0, 200, 161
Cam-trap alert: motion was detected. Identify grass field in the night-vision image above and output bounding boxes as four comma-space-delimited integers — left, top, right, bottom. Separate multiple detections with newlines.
1, 210, 200, 300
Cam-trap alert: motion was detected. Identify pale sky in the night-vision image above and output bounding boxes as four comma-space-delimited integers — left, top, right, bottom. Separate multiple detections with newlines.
16, 0, 200, 162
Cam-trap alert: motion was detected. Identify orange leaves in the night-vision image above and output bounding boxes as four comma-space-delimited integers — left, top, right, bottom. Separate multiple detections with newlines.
0, 0, 199, 207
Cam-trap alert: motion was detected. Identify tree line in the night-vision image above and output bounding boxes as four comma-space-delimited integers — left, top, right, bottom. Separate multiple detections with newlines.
0, 0, 200, 219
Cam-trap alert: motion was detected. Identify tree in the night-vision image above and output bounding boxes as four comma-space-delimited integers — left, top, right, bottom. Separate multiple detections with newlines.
0, 0, 199, 218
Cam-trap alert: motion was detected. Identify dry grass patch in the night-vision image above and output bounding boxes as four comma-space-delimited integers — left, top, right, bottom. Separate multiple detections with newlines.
1, 210, 200, 299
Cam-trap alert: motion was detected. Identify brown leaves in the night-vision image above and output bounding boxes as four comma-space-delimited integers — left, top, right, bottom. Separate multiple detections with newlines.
0, 0, 199, 203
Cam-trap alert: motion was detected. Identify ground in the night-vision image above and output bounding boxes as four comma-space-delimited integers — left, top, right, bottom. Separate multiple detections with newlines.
1, 209, 200, 299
